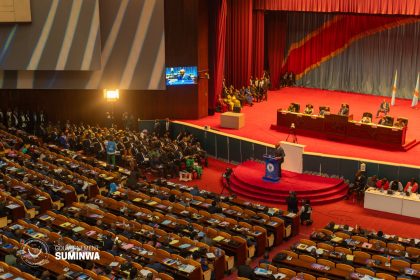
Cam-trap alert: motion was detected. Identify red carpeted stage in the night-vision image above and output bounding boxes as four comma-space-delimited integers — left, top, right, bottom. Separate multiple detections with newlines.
182, 87, 420, 166
229, 160, 348, 205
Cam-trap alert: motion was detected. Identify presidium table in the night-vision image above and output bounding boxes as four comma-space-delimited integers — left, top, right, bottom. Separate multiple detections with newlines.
276, 110, 407, 149
364, 187, 420, 219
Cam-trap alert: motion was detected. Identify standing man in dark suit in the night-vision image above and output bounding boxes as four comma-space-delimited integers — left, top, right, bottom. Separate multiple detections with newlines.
286, 191, 298, 213
274, 143, 285, 178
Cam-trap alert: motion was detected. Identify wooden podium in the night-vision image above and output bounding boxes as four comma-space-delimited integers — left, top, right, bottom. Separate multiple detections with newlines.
220, 112, 245, 129
262, 155, 279, 182
280, 141, 306, 174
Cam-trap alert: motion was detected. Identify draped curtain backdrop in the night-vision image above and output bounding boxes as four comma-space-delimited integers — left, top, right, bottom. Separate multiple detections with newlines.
275, 12, 420, 98
225, 0, 253, 88
209, 0, 420, 108
252, 10, 265, 78
209, 0, 227, 111
254, 0, 420, 15
266, 13, 286, 89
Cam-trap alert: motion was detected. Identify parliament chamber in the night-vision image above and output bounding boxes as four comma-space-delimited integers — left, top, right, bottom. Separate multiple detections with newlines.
1, 0, 420, 280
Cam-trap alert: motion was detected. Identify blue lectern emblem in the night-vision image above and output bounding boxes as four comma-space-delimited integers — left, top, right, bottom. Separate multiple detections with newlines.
263, 154, 279, 182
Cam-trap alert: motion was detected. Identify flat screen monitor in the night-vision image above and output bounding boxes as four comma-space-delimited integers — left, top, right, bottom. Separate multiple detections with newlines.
166, 66, 198, 86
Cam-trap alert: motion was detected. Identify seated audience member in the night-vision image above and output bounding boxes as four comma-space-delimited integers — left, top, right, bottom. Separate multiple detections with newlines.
366, 175, 378, 188
287, 103, 299, 113
145, 262, 166, 273
190, 185, 201, 196
376, 177, 389, 190
126, 169, 140, 189
237, 264, 256, 279
208, 201, 222, 214
404, 178, 418, 194
319, 106, 330, 116
259, 251, 271, 265
389, 179, 403, 192
394, 118, 407, 128
376, 99, 390, 117
378, 115, 393, 126
102, 234, 114, 250
5, 249, 17, 266
361, 112, 373, 123
300, 199, 312, 225
216, 95, 228, 112
325, 221, 335, 230
245, 88, 254, 106
338, 104, 349, 116
303, 104, 314, 115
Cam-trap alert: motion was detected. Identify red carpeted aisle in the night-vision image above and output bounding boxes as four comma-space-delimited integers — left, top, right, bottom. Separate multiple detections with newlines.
181, 88, 420, 166
230, 160, 348, 205
171, 157, 420, 279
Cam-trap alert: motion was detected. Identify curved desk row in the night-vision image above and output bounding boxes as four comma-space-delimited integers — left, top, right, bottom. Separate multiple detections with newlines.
276, 111, 407, 149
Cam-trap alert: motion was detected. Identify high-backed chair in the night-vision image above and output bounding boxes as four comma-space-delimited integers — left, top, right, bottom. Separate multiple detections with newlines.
391, 259, 410, 268
376, 273, 396, 280
353, 251, 371, 259
355, 267, 375, 276
336, 263, 354, 272
317, 259, 335, 268
299, 254, 316, 263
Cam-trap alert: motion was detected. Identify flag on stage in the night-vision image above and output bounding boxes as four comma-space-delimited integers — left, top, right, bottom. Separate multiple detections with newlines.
412, 73, 419, 107
391, 70, 398, 106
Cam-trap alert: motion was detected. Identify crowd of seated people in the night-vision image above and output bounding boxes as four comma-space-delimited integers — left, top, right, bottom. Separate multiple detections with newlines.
285, 101, 408, 128
1, 111, 207, 180
346, 170, 419, 201
367, 175, 419, 193
216, 72, 271, 113
0, 116, 306, 279
238, 222, 420, 280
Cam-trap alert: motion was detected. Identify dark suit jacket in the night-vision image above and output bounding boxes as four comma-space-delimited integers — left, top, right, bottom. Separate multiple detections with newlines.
237, 265, 256, 279
275, 147, 285, 163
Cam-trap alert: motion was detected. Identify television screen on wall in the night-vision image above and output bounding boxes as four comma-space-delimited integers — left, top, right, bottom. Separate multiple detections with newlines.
165, 66, 198, 86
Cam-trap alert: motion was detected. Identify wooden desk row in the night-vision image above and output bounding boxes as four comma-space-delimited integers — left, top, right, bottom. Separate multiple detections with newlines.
276, 111, 407, 148
325, 224, 420, 250
159, 180, 291, 243
85, 195, 235, 278
2, 160, 77, 206
292, 242, 420, 278
114, 188, 265, 259
310, 230, 420, 263
31, 210, 203, 280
